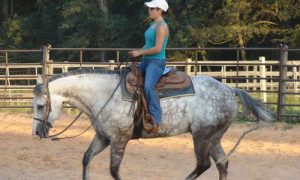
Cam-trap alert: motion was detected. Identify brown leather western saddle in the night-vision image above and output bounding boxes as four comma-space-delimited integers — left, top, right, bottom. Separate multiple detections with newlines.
125, 61, 192, 136
126, 66, 192, 94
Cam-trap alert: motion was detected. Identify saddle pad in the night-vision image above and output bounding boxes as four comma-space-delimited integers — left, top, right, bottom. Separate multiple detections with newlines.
120, 70, 196, 101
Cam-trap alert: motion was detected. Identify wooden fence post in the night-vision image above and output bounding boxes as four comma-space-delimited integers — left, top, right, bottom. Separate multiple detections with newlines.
79, 50, 83, 69
48, 60, 53, 76
253, 65, 257, 90
221, 65, 226, 84
277, 44, 288, 121
198, 65, 202, 75
293, 61, 298, 92
259, 56, 267, 102
109, 60, 115, 70
270, 65, 274, 91
4, 51, 12, 107
62, 61, 69, 73
246, 65, 249, 90
185, 58, 192, 75
42, 45, 50, 85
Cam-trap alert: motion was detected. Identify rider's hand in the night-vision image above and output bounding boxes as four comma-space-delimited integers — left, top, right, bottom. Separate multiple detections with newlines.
128, 50, 142, 58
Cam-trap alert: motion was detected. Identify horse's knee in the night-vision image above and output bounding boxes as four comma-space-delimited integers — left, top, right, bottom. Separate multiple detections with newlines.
215, 155, 228, 167
143, 84, 153, 93
200, 157, 211, 171
216, 158, 228, 171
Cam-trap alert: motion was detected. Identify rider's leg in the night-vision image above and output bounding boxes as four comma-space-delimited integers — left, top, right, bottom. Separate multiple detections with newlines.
143, 59, 166, 125
138, 59, 147, 74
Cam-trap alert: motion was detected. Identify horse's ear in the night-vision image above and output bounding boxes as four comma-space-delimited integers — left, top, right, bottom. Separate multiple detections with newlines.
37, 75, 43, 85
33, 75, 44, 96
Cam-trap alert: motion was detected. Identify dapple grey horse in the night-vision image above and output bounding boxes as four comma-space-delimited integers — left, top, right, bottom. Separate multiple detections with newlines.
32, 69, 274, 180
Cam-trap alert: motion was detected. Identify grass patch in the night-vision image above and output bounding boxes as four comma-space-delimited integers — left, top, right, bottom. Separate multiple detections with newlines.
236, 92, 300, 123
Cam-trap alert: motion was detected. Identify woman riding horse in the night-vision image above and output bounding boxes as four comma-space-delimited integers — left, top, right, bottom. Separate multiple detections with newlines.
128, 0, 169, 133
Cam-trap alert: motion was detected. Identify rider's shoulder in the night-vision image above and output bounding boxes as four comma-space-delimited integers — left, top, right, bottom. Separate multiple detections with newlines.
156, 22, 169, 34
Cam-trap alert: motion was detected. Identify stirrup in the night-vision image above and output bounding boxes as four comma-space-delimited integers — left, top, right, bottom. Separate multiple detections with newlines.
149, 123, 159, 133
143, 113, 154, 131
145, 115, 160, 133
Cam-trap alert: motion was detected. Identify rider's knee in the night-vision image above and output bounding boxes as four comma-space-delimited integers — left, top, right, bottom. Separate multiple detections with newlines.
144, 83, 154, 93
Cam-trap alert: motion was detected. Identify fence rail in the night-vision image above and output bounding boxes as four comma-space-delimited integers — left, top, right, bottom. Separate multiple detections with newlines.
0, 45, 299, 121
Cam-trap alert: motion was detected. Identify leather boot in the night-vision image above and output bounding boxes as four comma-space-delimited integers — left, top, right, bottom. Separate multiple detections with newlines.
149, 115, 159, 133
150, 122, 159, 133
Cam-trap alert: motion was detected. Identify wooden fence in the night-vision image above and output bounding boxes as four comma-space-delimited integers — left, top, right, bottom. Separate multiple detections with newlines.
0, 46, 299, 121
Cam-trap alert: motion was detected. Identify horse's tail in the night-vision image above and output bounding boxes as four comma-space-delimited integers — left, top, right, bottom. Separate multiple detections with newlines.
234, 88, 275, 122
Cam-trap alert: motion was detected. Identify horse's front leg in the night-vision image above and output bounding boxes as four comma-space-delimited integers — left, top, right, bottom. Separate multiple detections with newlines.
82, 133, 110, 180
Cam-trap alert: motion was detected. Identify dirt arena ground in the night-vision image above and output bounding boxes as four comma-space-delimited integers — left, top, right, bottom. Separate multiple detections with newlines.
0, 112, 299, 180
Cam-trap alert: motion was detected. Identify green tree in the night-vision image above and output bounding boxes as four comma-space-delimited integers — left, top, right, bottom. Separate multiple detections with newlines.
271, 0, 300, 47
1, 0, 300, 63
197, 0, 278, 61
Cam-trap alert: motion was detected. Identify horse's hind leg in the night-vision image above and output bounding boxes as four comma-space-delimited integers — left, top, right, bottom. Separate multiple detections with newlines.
186, 129, 214, 180
109, 135, 131, 180
82, 133, 110, 180
211, 141, 229, 180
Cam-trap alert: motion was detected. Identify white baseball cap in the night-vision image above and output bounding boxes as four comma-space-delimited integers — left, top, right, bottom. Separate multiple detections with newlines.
144, 0, 169, 12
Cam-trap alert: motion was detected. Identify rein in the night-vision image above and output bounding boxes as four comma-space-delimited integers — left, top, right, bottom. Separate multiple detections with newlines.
213, 122, 269, 165
34, 60, 127, 141
227, 123, 264, 156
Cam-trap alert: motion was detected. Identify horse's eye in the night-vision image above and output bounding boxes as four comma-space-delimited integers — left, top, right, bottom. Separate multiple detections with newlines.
37, 105, 44, 110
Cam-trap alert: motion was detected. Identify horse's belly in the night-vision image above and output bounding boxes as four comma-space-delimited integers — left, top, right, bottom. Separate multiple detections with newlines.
140, 98, 193, 138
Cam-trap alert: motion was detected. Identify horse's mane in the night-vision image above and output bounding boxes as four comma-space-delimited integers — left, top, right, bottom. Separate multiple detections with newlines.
49, 68, 120, 82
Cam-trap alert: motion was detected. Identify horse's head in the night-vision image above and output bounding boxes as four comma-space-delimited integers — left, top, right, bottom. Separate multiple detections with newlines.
32, 75, 65, 138
32, 75, 50, 138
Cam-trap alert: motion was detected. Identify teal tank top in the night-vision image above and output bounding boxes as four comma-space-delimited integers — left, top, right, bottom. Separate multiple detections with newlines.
143, 19, 169, 60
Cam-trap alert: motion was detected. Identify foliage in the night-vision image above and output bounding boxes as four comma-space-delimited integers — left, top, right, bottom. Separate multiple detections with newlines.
0, 0, 300, 61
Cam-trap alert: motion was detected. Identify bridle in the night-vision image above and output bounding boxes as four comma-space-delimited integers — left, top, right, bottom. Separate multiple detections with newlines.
33, 78, 53, 138
33, 59, 129, 140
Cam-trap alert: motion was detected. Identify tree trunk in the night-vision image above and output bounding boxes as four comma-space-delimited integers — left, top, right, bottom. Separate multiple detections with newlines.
98, 0, 108, 18
197, 43, 211, 72
236, 8, 247, 62
98, 0, 109, 62
236, 8, 247, 72
10, 0, 13, 16
238, 31, 247, 61
2, 0, 9, 20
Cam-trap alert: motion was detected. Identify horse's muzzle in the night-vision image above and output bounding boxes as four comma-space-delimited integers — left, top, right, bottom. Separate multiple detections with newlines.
35, 124, 50, 139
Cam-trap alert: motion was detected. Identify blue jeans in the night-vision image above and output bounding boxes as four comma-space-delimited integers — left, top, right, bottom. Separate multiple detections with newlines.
138, 58, 166, 125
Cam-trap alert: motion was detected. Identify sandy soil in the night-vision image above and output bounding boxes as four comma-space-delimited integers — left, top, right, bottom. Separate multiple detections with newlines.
0, 112, 299, 180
